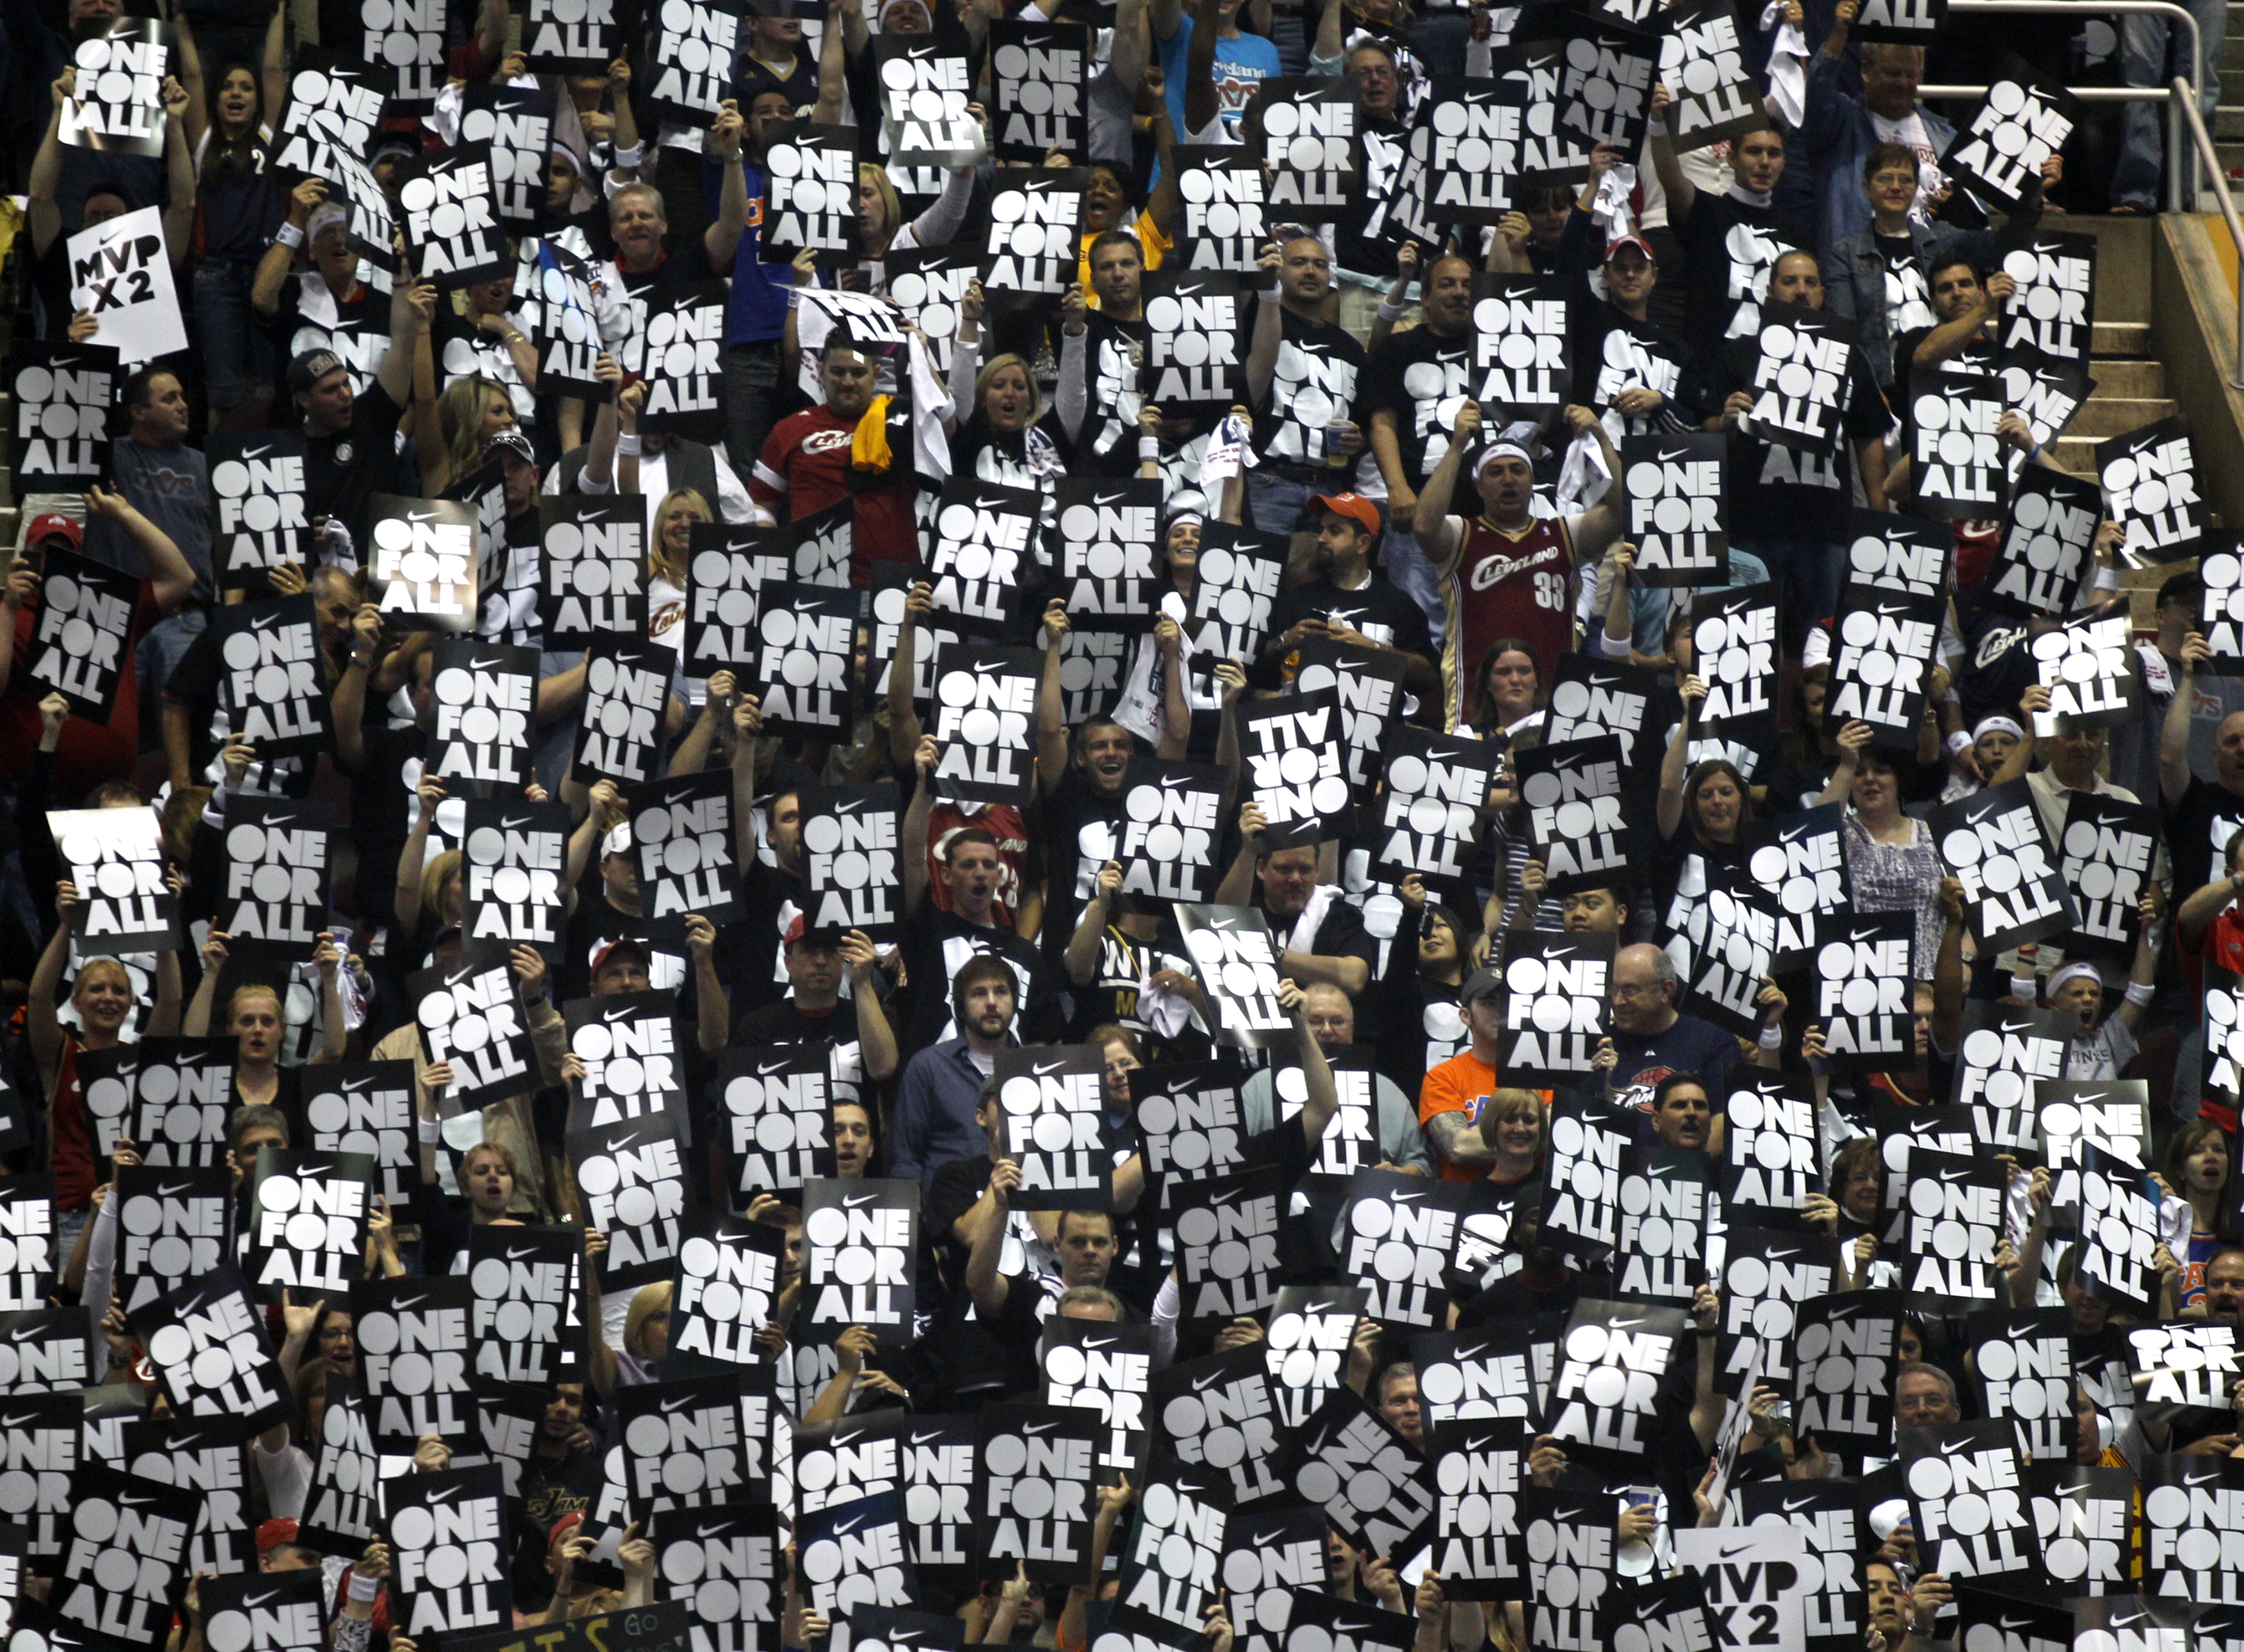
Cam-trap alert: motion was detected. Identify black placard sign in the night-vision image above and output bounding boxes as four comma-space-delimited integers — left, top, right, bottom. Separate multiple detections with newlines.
647, 0, 744, 127
1175, 904, 1296, 1049
1968, 1307, 2077, 1463
61, 19, 168, 156
351, 1275, 475, 1452
1470, 273, 1570, 418
29, 546, 134, 721
2207, 963, 2244, 1128
1109, 1468, 1226, 1639
885, 246, 979, 380
318, 0, 443, 106
209, 595, 331, 758
749, 581, 855, 740
265, 47, 389, 177
628, 769, 744, 941
245, 1149, 371, 1302
0, 1394, 79, 1560
640, 282, 728, 446
989, 20, 1088, 161
875, 38, 981, 166
49, 806, 173, 954
760, 122, 861, 267
518, 239, 605, 401
1746, 805, 1849, 966
1810, 910, 1915, 1074
1109, 759, 1224, 911
1824, 585, 1942, 752
1744, 305, 1855, 453
1658, 0, 1765, 147
367, 494, 477, 631
1987, 467, 2101, 617
1876, 1105, 1976, 1247
386, 1462, 511, 1637
1285, 1385, 1435, 1559
1039, 1316, 1151, 1473
991, 1046, 1114, 1212
615, 1372, 759, 1520
0, 1311, 90, 1395
1681, 874, 1779, 1041
980, 170, 1085, 307
1789, 1289, 1900, 1459
1292, 643, 1406, 809
1715, 1226, 1837, 1398
12, 342, 115, 489
128, 1267, 290, 1432
2099, 415, 2203, 566
669, 1207, 783, 1368
1542, 1094, 1638, 1258
2074, 1140, 2161, 1315
460, 798, 569, 954
111, 1165, 230, 1313
1372, 728, 1498, 898
573, 637, 672, 787
1054, 478, 1162, 629
563, 991, 683, 1132
90, 1037, 237, 1169
1611, 1153, 1711, 1308
1942, 65, 2081, 209
466, 1223, 579, 1387
1514, 734, 1630, 895
455, 81, 557, 230
927, 476, 1037, 636
394, 144, 508, 289
2001, 347, 2095, 460
524, 0, 620, 69
1848, 0, 1946, 41
535, 495, 646, 648
123, 1415, 253, 1581
1689, 582, 1780, 764
1169, 1166, 1287, 1324
1337, 1168, 1473, 1332
683, 521, 787, 676
1255, 79, 1358, 213
1547, 1297, 1686, 1469
1267, 1287, 1365, 1427
198, 1566, 329, 1652
1415, 1325, 1536, 1432
2039, 1079, 2151, 1221
53, 1464, 199, 1649
1183, 521, 1283, 679
929, 643, 1039, 806
567, 1115, 688, 1292
973, 1404, 1099, 1585
215, 793, 332, 956
1404, 79, 1523, 225
1130, 1062, 1248, 1205
1620, 432, 1728, 587
1930, 778, 2076, 952
2209, 542, 2244, 674
1899, 1420, 2035, 1582
1423, 1422, 1529, 1599
1495, 931, 1612, 1089
797, 1178, 916, 1347
719, 1044, 836, 1200
648, 1506, 777, 1647
1897, 1147, 2008, 1309
1543, 654, 1668, 768
2025, 1468, 2131, 1598
1174, 148, 1269, 269
797, 781, 902, 941
1953, 998, 2070, 1160
1997, 234, 2097, 365
1142, 271, 1245, 414
210, 432, 311, 582
1280, 1588, 1417, 1652
1552, 16, 1659, 162
793, 1489, 914, 1612
1909, 372, 2008, 517
1848, 505, 1955, 594
1149, 1346, 1287, 1506
409, 944, 537, 1109
0, 1178, 54, 1314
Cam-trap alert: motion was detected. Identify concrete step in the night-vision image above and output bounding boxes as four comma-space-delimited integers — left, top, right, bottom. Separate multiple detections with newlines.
2067, 395, 2183, 436
2054, 434, 2105, 473
2094, 320, 2152, 355
2222, 104, 2244, 139
2088, 357, 2165, 397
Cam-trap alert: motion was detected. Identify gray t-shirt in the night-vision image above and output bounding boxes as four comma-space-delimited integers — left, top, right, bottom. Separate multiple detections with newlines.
83, 436, 214, 601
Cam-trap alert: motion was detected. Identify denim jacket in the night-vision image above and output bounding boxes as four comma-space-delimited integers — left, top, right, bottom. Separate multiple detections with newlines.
1822, 204, 2038, 390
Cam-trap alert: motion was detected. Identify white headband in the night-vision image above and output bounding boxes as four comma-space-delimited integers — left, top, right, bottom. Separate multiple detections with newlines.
1972, 715, 2024, 741
2046, 961, 2102, 998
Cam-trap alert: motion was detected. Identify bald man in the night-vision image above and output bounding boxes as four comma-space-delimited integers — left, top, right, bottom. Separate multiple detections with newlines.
1592, 943, 1781, 1107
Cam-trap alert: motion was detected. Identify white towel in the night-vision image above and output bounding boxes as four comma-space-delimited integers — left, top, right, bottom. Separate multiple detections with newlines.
1554, 428, 1614, 515
1288, 884, 1342, 957
1760, 2, 1810, 130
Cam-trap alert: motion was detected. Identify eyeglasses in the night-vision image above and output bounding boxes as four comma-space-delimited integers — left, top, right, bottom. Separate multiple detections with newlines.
1612, 981, 1661, 1000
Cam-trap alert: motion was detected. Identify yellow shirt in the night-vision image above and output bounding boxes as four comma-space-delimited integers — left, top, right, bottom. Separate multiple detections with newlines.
1079, 211, 1171, 307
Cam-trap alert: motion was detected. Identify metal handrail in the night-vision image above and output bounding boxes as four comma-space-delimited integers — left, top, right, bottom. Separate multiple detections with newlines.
2170, 77, 2244, 388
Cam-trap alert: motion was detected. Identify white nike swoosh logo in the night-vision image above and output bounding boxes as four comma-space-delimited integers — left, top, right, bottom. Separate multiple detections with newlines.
663, 1397, 696, 1413
473, 658, 504, 671
159, 1182, 195, 1197
1033, 1061, 1065, 1076
604, 1008, 635, 1023
502, 816, 531, 829
975, 663, 998, 674
409, 511, 435, 522
911, 1432, 945, 1445
1025, 1421, 1058, 1436
1610, 1317, 1643, 1329
845, 1194, 877, 1208
1939, 1438, 1971, 1456
506, 1247, 537, 1261
344, 1079, 371, 1094
242, 445, 271, 460
1657, 449, 1689, 464
1192, 1372, 1228, 1393
427, 1487, 461, 1504
1782, 1496, 1817, 1512
254, 615, 276, 629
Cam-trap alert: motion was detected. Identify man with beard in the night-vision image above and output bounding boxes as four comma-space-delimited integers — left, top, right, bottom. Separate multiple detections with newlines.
749, 329, 932, 582
1363, 253, 1473, 629
1213, 806, 1378, 996
1260, 492, 1439, 701
892, 956, 1031, 1192
900, 736, 1066, 1060
1078, 231, 1154, 477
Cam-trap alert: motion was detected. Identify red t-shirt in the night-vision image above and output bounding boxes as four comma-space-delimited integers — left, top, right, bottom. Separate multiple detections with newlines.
0, 581, 155, 797
49, 1037, 97, 1211
749, 406, 919, 587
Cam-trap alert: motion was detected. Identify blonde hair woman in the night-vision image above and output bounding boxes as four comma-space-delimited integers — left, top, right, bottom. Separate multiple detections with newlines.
424, 373, 517, 495
182, 923, 346, 1109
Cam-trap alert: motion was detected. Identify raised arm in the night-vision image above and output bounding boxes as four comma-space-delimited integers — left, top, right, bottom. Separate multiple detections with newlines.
380, 277, 435, 410
1243, 241, 1283, 407
1035, 601, 1073, 796
2163, 633, 2211, 805
1067, 862, 1120, 987
161, 77, 196, 268
902, 735, 939, 913
1563, 407, 1627, 562
1656, 676, 1704, 840
85, 485, 196, 613
703, 102, 750, 269
1411, 400, 1481, 570
28, 72, 70, 259
1645, 83, 1695, 225
887, 581, 931, 766
1182, 0, 1221, 134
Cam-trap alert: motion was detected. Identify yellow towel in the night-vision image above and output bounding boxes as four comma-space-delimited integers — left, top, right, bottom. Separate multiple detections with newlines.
851, 394, 893, 473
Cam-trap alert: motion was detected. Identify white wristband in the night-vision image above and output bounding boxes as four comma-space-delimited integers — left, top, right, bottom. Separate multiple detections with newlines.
2094, 566, 2121, 591
1945, 729, 1972, 757
275, 222, 305, 249
613, 140, 646, 170
1377, 299, 1404, 321
2009, 972, 2038, 1001
1138, 436, 1160, 461
348, 1573, 381, 1603
2126, 981, 2156, 1005
1757, 1024, 1783, 1050
418, 1117, 441, 1143
1258, 284, 1282, 304
617, 432, 642, 456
